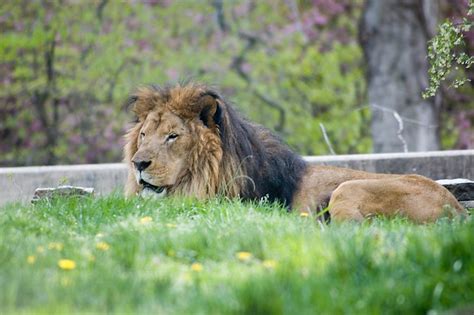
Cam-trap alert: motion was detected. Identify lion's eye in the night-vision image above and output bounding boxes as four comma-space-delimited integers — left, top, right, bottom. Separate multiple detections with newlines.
166, 133, 178, 141
140, 132, 145, 139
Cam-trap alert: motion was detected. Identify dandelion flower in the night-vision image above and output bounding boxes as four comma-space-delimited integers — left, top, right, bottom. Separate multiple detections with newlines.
96, 241, 110, 251
262, 259, 277, 269
236, 251, 252, 261
27, 255, 36, 264
58, 259, 76, 270
140, 216, 153, 224
191, 262, 203, 272
300, 212, 310, 217
48, 242, 64, 251
166, 223, 177, 228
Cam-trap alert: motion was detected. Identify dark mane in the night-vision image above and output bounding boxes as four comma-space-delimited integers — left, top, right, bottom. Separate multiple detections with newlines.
217, 93, 308, 208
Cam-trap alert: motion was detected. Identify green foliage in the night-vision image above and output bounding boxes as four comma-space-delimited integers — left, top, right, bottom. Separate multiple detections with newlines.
0, 196, 473, 313
3, 0, 471, 165
0, 0, 368, 166
424, 0, 474, 98
246, 41, 370, 154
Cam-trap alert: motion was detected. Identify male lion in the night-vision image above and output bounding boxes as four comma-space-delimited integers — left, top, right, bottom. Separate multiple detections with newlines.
124, 84, 466, 223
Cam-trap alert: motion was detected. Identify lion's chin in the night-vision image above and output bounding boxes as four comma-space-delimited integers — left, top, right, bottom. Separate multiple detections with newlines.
138, 179, 168, 199
140, 186, 167, 199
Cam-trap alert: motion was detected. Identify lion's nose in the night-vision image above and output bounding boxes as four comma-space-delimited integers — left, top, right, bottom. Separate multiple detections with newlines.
133, 160, 151, 172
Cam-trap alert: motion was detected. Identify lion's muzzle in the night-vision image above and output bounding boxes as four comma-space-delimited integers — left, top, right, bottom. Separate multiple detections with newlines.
133, 160, 151, 172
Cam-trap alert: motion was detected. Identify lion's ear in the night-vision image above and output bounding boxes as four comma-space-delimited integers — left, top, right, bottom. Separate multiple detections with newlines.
127, 87, 160, 120
198, 92, 222, 131
125, 95, 138, 113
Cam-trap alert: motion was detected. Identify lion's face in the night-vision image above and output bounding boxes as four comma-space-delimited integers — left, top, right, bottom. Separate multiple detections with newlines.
132, 110, 194, 197
125, 85, 224, 198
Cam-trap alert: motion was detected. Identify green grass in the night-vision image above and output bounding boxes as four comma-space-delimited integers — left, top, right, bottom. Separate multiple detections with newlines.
0, 195, 473, 314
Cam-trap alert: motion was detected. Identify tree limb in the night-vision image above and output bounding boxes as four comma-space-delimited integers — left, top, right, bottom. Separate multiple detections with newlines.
212, 0, 229, 33
230, 32, 286, 132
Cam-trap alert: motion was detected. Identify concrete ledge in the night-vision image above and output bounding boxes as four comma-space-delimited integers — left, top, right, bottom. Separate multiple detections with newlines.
0, 164, 127, 206
1, 150, 473, 206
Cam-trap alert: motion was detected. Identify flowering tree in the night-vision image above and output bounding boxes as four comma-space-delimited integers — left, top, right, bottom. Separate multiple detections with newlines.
0, 0, 471, 166
424, 0, 473, 98
424, 0, 474, 149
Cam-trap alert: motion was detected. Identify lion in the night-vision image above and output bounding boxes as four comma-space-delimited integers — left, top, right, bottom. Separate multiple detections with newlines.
124, 84, 467, 223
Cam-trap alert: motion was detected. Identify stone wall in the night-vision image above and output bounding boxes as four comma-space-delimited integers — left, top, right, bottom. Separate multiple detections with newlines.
1, 150, 473, 206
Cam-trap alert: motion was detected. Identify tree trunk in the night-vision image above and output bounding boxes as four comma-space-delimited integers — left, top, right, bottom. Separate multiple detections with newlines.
360, 0, 440, 153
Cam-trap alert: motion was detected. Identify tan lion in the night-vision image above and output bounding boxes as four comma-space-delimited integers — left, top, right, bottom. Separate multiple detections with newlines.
124, 84, 466, 223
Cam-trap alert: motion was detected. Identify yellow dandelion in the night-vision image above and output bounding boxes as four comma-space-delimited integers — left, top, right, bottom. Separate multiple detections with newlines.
27, 255, 36, 264
236, 251, 253, 261
96, 241, 110, 251
58, 259, 76, 270
262, 259, 277, 269
48, 242, 64, 251
166, 223, 177, 228
191, 262, 203, 272
36, 246, 45, 253
300, 212, 310, 217
140, 216, 153, 224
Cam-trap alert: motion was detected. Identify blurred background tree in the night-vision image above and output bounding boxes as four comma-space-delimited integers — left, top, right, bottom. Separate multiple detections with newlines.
0, 0, 472, 166
361, 0, 441, 153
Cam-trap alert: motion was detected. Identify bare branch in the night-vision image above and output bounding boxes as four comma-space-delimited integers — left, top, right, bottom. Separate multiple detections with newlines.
212, 0, 229, 33
97, 0, 108, 21
45, 36, 56, 85
354, 105, 437, 128
253, 91, 286, 132
371, 104, 408, 153
31, 33, 58, 164
319, 123, 336, 155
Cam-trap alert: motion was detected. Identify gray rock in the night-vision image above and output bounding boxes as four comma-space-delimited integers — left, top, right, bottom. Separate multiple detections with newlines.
460, 200, 474, 209
436, 178, 474, 201
32, 185, 94, 203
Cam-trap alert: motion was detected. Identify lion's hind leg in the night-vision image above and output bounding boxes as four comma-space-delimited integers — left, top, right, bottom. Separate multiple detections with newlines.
327, 180, 368, 222
328, 175, 466, 223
